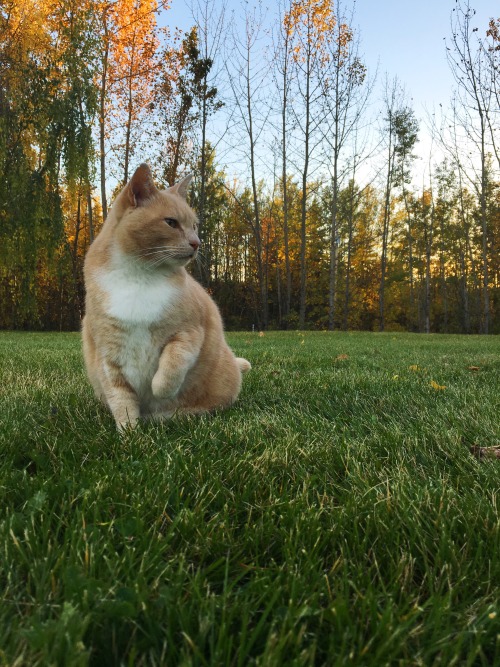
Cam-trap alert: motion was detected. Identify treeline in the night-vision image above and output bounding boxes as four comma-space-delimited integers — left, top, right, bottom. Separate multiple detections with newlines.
0, 0, 499, 332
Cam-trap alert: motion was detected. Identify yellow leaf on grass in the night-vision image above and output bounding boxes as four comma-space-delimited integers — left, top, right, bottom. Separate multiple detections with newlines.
259, 331, 265, 337
409, 365, 420, 371
430, 380, 446, 391
335, 354, 349, 361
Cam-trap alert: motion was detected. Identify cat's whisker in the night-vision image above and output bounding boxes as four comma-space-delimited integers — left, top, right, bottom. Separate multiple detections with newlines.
137, 249, 188, 260
193, 254, 208, 270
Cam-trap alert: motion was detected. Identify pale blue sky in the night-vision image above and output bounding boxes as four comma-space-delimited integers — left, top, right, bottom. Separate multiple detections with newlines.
163, 0, 496, 113
355, 0, 495, 112
160, 0, 497, 180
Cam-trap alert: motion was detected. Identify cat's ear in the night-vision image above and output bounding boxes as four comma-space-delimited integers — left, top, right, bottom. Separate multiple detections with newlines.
127, 164, 156, 207
169, 174, 193, 200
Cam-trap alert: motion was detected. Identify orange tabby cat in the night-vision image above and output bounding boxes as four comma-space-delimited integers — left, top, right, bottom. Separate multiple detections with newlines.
82, 164, 250, 430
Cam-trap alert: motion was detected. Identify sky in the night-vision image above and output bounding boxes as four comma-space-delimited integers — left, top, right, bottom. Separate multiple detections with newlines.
353, 0, 495, 114
159, 0, 497, 180
163, 0, 496, 113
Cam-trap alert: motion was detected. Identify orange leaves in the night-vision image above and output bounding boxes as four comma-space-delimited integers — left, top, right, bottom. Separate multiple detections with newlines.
106, 0, 161, 110
282, 0, 354, 69
283, 0, 336, 63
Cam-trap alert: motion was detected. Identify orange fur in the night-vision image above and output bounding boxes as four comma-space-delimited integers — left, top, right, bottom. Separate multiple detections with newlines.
82, 164, 250, 430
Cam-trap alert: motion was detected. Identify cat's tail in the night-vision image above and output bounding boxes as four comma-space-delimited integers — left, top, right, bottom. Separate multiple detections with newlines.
236, 357, 251, 374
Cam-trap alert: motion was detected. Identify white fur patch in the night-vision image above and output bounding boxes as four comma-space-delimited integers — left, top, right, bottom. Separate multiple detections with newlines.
96, 247, 178, 324
114, 325, 159, 396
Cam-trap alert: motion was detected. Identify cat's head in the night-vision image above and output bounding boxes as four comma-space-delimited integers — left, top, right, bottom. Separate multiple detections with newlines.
110, 164, 200, 270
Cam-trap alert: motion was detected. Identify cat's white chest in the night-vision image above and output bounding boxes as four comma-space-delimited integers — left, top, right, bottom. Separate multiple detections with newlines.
96, 251, 178, 324
96, 251, 179, 398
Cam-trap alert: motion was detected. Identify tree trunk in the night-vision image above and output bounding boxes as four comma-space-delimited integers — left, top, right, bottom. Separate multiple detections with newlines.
281, 38, 291, 323
124, 71, 134, 184
99, 11, 109, 220
343, 181, 356, 331
424, 194, 434, 335
87, 187, 94, 244
379, 129, 394, 332
299, 49, 311, 329
246, 48, 267, 328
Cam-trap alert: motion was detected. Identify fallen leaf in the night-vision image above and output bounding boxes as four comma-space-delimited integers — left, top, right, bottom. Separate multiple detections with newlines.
470, 446, 500, 460
392, 375, 399, 381
335, 354, 349, 361
468, 366, 480, 371
409, 364, 420, 371
259, 331, 265, 337
430, 380, 446, 390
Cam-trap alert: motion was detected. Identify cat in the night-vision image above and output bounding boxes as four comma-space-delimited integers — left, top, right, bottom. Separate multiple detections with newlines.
82, 163, 251, 431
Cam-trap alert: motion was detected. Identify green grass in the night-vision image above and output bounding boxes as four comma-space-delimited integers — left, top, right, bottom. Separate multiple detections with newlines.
0, 330, 499, 667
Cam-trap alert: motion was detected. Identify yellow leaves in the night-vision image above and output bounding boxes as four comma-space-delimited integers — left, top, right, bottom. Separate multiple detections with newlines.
430, 380, 446, 391
335, 353, 349, 361
283, 0, 336, 62
395, 363, 448, 392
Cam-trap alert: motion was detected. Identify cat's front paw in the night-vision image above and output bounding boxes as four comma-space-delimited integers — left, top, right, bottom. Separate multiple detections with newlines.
151, 370, 182, 400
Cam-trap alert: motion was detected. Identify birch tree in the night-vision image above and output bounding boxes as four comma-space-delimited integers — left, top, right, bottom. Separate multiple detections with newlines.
447, 0, 495, 332
284, 0, 335, 328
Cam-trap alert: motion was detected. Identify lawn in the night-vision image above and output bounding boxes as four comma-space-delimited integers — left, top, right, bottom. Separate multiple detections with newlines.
0, 330, 499, 666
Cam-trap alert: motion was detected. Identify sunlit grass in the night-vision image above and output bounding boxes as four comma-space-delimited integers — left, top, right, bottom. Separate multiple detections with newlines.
0, 331, 499, 666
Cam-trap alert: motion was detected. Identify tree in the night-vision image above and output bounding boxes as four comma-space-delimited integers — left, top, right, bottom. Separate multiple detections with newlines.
96, 0, 165, 214
0, 0, 99, 328
227, 7, 269, 328
447, 0, 496, 333
155, 21, 222, 287
188, 0, 226, 284
322, 1, 368, 330
112, 0, 160, 184
273, 0, 295, 323
284, 0, 336, 328
378, 80, 418, 332
485, 17, 500, 170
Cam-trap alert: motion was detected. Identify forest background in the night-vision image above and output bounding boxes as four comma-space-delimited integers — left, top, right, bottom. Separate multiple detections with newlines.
0, 0, 499, 333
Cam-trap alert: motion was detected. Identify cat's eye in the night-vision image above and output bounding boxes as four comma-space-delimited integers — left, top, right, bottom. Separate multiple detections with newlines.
165, 218, 178, 228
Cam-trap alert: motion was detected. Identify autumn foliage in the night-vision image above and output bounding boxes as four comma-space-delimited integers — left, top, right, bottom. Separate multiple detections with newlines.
0, 0, 498, 332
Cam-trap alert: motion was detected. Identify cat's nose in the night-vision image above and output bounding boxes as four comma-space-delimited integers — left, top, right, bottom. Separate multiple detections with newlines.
189, 237, 200, 250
